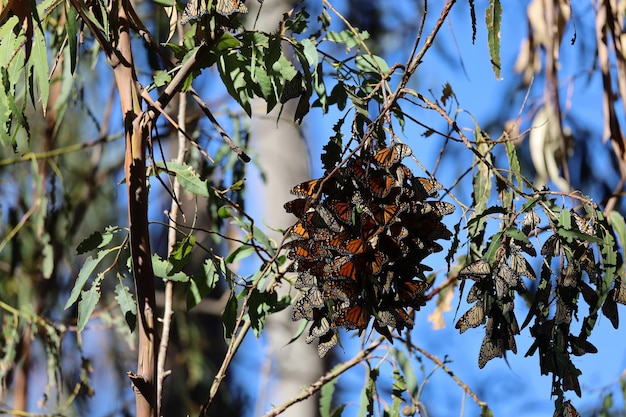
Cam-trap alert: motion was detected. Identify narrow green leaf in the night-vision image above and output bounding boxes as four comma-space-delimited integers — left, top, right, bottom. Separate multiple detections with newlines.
64, 2, 78, 73
223, 291, 238, 343
392, 348, 417, 396
225, 244, 255, 264
609, 210, 626, 253
115, 279, 137, 331
77, 283, 101, 332
485, 0, 502, 80
319, 365, 342, 417
65, 248, 117, 309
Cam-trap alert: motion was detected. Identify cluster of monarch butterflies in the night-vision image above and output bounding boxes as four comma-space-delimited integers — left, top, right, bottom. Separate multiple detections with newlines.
456, 210, 540, 368
284, 143, 455, 357
457, 208, 626, 412
181, 0, 250, 24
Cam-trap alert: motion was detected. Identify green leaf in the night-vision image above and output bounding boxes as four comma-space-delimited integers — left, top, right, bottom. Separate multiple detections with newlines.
248, 289, 290, 337
320, 365, 342, 417
64, 2, 78, 73
31, 25, 49, 109
156, 161, 209, 197
76, 226, 119, 254
77, 283, 101, 332
355, 54, 389, 75
152, 253, 190, 282
115, 279, 137, 331
65, 248, 117, 309
392, 348, 417, 396
300, 38, 318, 68
325, 29, 369, 50
187, 259, 221, 310
485, 0, 502, 80
225, 244, 255, 264
153, 70, 171, 87
505, 227, 530, 244
223, 291, 238, 343
608, 210, 626, 253
168, 235, 195, 274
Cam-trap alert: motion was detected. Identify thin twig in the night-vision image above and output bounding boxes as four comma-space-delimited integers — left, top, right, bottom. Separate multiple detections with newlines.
261, 338, 385, 417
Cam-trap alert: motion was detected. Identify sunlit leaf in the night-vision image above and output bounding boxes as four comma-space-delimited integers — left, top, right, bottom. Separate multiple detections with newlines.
65, 248, 117, 309
115, 279, 137, 331
77, 283, 101, 332
485, 0, 502, 80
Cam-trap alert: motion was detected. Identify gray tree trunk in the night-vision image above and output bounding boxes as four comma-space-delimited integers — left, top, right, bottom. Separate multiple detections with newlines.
247, 3, 324, 416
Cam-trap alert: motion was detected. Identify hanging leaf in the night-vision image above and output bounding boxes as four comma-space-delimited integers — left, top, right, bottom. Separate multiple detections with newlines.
485, 0, 502, 80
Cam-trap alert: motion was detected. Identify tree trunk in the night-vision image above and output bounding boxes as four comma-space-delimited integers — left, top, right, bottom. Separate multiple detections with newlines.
248, 4, 324, 416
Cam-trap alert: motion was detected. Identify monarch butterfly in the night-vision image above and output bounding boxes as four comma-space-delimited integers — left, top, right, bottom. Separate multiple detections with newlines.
335, 303, 369, 330
466, 283, 486, 303
455, 303, 485, 333
323, 279, 358, 302
396, 279, 430, 302
478, 333, 503, 369
572, 211, 595, 236
560, 401, 581, 417
367, 251, 389, 275
215, 0, 248, 16
306, 316, 332, 343
541, 234, 562, 256
413, 177, 443, 199
304, 206, 343, 232
287, 240, 330, 260
386, 223, 409, 241
615, 278, 626, 304
284, 198, 312, 218
291, 178, 322, 198
340, 237, 368, 255
370, 203, 407, 226
569, 335, 598, 356
294, 271, 317, 289
292, 287, 324, 321
347, 156, 368, 179
420, 201, 456, 217
316, 329, 338, 358
325, 256, 361, 281
373, 143, 413, 167
366, 171, 396, 198
495, 261, 524, 298
391, 163, 414, 184
459, 259, 491, 281
289, 222, 310, 240
508, 246, 535, 279
181, 0, 209, 24
555, 298, 572, 325
521, 210, 540, 236
327, 200, 354, 224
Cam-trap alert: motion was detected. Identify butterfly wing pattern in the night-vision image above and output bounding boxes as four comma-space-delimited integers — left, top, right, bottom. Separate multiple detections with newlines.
284, 142, 455, 357
181, 0, 247, 24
